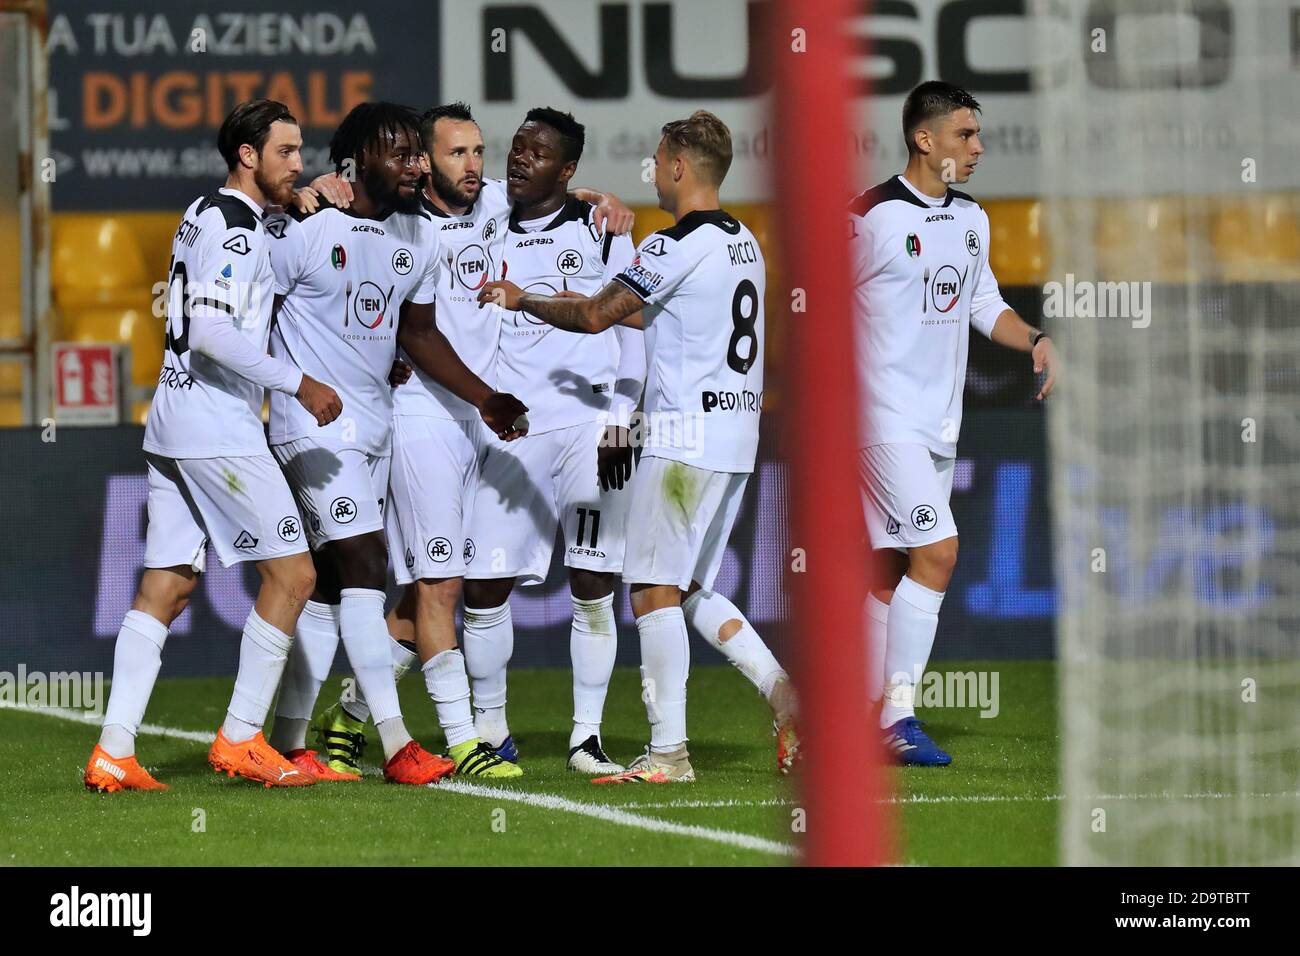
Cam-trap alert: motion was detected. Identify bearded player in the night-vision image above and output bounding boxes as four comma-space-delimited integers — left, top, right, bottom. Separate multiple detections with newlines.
262, 102, 527, 785
296, 103, 636, 778
85, 100, 342, 791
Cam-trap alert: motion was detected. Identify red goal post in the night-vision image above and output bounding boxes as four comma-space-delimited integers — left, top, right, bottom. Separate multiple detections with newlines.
770, 0, 891, 866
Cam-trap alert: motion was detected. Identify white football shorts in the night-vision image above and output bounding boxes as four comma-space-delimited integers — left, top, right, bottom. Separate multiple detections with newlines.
271, 438, 391, 549
465, 420, 630, 585
143, 452, 307, 570
386, 415, 486, 584
858, 442, 957, 552
620, 455, 749, 592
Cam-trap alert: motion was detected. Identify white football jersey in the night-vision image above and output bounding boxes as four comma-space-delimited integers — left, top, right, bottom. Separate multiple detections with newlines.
394, 179, 511, 420
614, 209, 765, 474
265, 203, 441, 455
144, 188, 282, 459
849, 174, 1009, 458
497, 197, 636, 434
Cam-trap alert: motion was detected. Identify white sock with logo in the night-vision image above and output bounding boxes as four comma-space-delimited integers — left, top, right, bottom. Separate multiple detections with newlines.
463, 601, 513, 747
635, 606, 690, 754
570, 593, 617, 748
99, 610, 169, 759
269, 600, 339, 754
222, 610, 294, 744
341, 636, 419, 724
423, 649, 477, 749
682, 589, 785, 700
881, 576, 944, 729
866, 592, 890, 703
339, 588, 412, 761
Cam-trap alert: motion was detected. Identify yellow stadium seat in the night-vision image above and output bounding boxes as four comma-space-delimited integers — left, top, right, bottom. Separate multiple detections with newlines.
1095, 197, 1210, 283
0, 360, 23, 392
52, 214, 153, 309
0, 362, 24, 426
1211, 194, 1300, 282
61, 305, 163, 391
131, 212, 185, 282
986, 199, 1046, 285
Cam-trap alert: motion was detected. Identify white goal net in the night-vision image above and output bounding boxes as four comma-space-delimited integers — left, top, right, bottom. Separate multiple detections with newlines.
1035, 0, 1300, 865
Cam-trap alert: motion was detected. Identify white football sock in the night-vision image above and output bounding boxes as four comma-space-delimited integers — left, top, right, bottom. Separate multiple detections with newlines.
222, 610, 293, 743
866, 592, 890, 703
270, 600, 339, 754
423, 649, 477, 749
635, 606, 690, 753
881, 576, 944, 729
682, 589, 785, 700
464, 601, 513, 746
342, 636, 418, 724
339, 588, 411, 761
99, 609, 169, 758
570, 593, 617, 748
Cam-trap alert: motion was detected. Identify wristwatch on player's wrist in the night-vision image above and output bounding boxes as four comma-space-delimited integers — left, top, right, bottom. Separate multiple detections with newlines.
1030, 330, 1050, 348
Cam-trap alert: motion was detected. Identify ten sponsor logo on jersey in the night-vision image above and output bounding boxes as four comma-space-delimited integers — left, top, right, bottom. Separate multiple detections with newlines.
454, 245, 490, 290
928, 264, 967, 316
350, 281, 396, 329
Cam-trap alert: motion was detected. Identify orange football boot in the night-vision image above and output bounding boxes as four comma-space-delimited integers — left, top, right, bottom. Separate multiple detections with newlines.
383, 740, 455, 785
285, 748, 361, 782
208, 730, 315, 788
84, 744, 169, 792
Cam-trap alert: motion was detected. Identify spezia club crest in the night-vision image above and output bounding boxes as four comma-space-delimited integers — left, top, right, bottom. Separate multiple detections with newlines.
557, 249, 582, 275
906, 233, 921, 258
392, 248, 413, 275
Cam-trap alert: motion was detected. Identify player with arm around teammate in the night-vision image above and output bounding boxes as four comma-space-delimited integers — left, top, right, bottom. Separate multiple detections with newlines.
85, 100, 343, 791
481, 111, 800, 781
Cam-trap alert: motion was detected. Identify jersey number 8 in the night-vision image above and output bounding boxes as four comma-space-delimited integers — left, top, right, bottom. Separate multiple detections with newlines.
727, 278, 759, 374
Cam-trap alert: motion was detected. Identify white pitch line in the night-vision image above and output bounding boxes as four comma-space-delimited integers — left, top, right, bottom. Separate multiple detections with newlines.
3, 703, 214, 744
434, 779, 796, 857
9, 703, 796, 859
16, 704, 1294, 817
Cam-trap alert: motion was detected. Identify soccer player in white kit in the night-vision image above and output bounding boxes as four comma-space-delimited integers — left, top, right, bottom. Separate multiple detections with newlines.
481, 111, 797, 782
461, 108, 646, 776
262, 102, 528, 786
296, 103, 636, 778
850, 81, 1058, 766
85, 100, 344, 792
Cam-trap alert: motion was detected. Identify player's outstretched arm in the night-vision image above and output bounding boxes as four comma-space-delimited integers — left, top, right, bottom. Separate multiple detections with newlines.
477, 280, 642, 334
397, 300, 529, 440
989, 307, 1059, 401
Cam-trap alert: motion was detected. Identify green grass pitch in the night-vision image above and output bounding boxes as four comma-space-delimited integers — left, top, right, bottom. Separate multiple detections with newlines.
0, 661, 1057, 866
